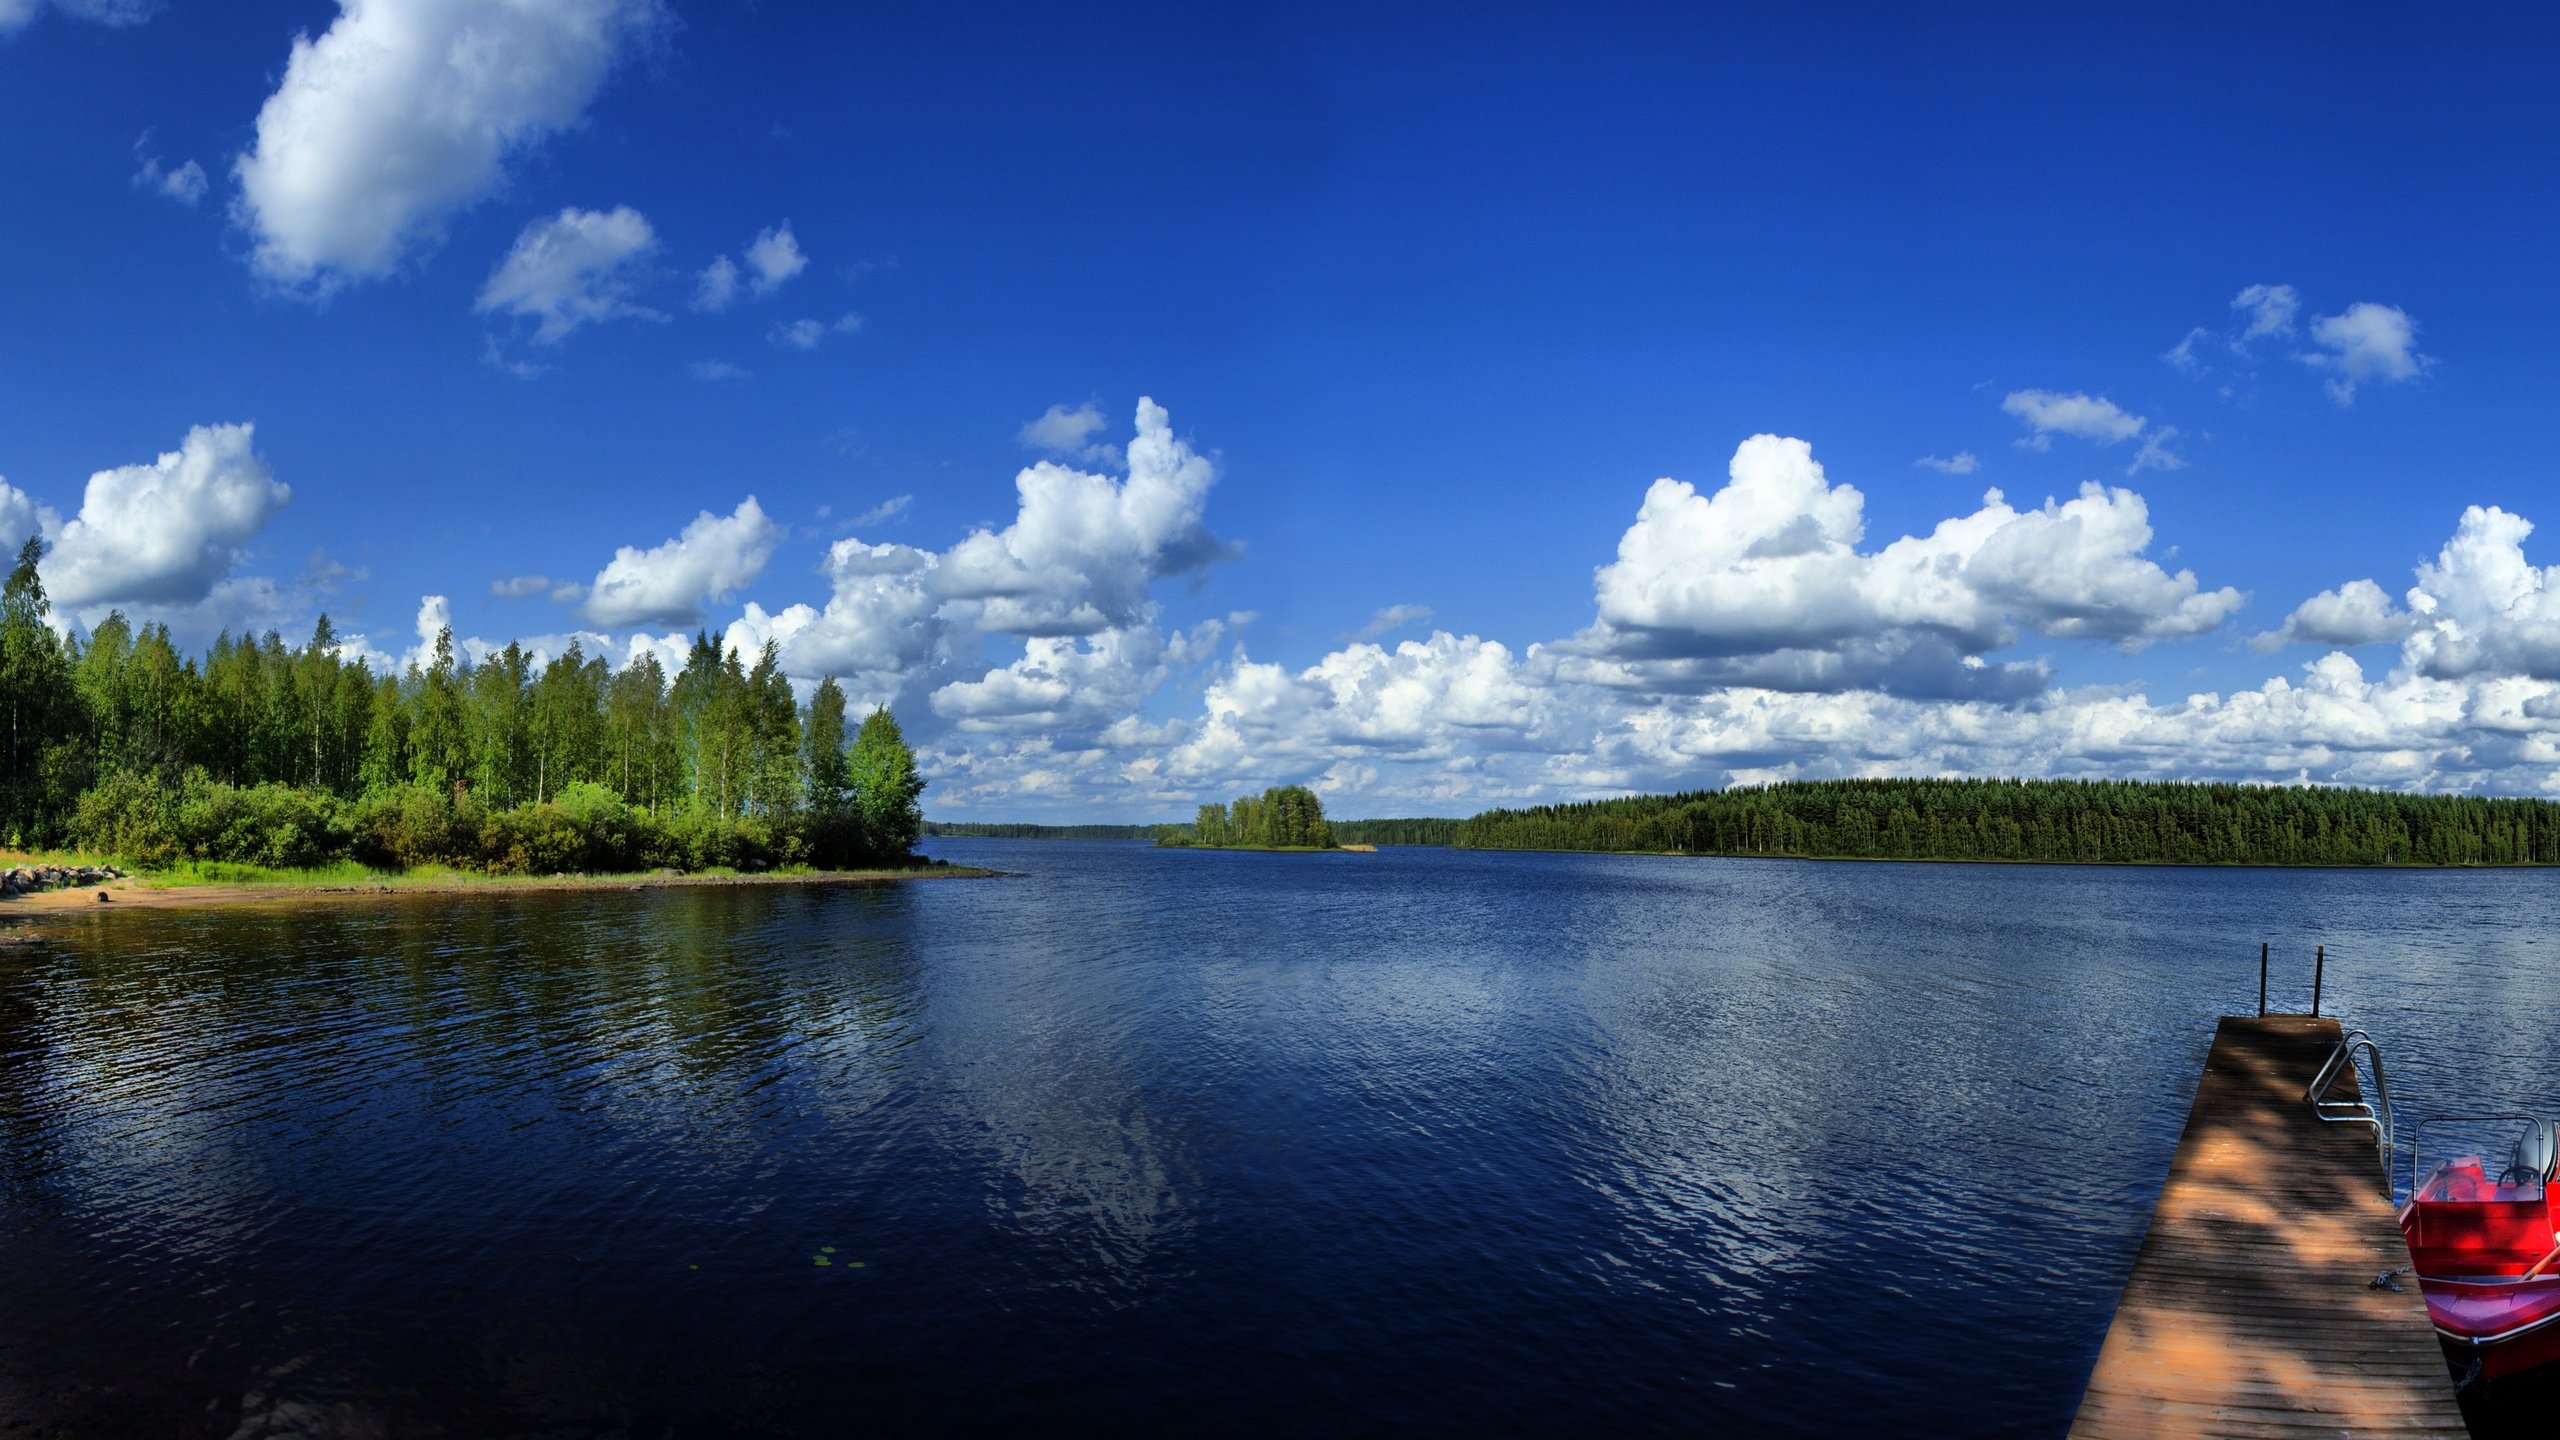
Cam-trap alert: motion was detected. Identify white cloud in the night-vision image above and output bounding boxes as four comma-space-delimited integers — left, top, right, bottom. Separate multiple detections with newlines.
2252, 578, 2414, 652
744, 223, 806, 296
850, 495, 912, 527
689, 359, 749, 381
43, 422, 290, 612
0, 0, 152, 34
700, 399, 1229, 762
476, 206, 661, 343
2305, 302, 2425, 405
131, 137, 206, 205
1915, 452, 1978, 475
771, 313, 862, 350
2233, 283, 2300, 340
1576, 436, 2240, 699
231, 0, 664, 292
2125, 426, 2185, 476
1353, 603, 1434, 641
2163, 327, 2216, 377
490, 574, 551, 599
581, 497, 785, 628
2395, 506, 2560, 680
1020, 403, 1107, 453
2001, 390, 2146, 448
693, 255, 740, 312
0, 479, 50, 555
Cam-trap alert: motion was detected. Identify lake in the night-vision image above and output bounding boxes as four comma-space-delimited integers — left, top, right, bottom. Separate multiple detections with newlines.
2, 841, 2555, 1436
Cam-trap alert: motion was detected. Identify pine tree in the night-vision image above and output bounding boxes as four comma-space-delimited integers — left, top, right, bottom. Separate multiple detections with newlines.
802, 677, 851, 813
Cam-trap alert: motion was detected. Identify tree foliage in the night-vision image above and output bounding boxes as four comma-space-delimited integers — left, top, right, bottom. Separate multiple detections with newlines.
1453, 778, 2560, 867
0, 588, 930, 873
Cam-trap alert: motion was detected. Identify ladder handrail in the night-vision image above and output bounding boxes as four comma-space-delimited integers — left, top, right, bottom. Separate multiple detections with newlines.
2307, 1029, 2394, 1191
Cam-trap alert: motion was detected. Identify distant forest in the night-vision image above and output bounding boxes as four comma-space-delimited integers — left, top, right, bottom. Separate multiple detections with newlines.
0, 542, 926, 874
928, 817, 1466, 846
924, 822, 1158, 840
1453, 778, 2560, 867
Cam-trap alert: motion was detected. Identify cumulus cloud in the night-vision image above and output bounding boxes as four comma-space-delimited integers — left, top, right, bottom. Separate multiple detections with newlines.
2304, 302, 2426, 405
476, 206, 661, 343
231, 0, 664, 292
2002, 390, 2146, 449
701, 399, 1230, 762
42, 423, 290, 612
1021, 403, 1107, 453
490, 574, 551, 599
2395, 506, 2560, 680
1915, 452, 1978, 475
2251, 578, 2414, 652
744, 223, 806, 296
1575, 436, 2240, 699
581, 497, 785, 629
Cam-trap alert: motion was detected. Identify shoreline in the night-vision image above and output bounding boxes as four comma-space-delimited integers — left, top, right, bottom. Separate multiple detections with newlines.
0, 864, 1002, 915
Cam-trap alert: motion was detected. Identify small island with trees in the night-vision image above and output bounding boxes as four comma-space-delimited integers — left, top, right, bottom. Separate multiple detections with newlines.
1155, 785, 1341, 851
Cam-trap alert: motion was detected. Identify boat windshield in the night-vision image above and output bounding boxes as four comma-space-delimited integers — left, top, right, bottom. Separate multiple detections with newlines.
2415, 1155, 2546, 1205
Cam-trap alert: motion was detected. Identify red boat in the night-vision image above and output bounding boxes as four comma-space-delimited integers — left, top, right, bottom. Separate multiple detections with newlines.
2398, 1117, 2560, 1389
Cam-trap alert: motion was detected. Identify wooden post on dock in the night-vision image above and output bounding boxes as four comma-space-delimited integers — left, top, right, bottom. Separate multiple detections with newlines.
2257, 941, 2267, 1017
2312, 942, 2325, 1016
2069, 1015, 2463, 1437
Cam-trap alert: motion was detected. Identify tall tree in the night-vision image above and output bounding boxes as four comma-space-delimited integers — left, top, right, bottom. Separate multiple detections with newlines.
802, 676, 851, 813
847, 706, 925, 857
0, 537, 77, 841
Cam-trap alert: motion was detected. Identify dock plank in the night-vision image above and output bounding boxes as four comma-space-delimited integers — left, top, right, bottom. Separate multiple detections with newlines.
2069, 1014, 2468, 1438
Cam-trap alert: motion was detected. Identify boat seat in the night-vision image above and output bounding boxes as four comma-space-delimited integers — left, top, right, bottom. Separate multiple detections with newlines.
2510, 1119, 2556, 1186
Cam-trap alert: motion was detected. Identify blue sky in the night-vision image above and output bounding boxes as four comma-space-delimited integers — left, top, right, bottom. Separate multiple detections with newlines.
5, 1, 2559, 816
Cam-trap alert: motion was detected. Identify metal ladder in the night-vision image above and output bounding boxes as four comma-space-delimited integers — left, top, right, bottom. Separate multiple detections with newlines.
2306, 1028, 2394, 1192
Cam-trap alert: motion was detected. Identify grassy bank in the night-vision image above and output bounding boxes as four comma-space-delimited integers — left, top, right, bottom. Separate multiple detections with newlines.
0, 850, 991, 912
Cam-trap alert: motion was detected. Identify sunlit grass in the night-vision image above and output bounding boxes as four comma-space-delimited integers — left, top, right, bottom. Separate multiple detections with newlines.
0, 849, 936, 891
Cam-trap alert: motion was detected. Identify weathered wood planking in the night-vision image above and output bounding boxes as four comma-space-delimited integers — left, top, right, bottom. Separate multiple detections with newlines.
2070, 1014, 2469, 1438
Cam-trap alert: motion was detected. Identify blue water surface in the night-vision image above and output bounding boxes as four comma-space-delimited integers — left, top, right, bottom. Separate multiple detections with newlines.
1, 841, 2554, 1436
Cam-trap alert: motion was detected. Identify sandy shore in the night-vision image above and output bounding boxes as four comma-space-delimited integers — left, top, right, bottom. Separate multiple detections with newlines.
0, 865, 1000, 914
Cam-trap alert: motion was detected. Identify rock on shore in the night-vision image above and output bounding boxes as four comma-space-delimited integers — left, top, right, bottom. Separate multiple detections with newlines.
1, 864, 125, 898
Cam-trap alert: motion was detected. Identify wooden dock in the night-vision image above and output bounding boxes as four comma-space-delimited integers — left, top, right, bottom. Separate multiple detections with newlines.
2071, 1014, 2469, 1438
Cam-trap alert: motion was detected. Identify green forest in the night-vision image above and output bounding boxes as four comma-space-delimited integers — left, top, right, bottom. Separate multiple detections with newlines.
1157, 785, 1336, 849
1452, 777, 2560, 867
922, 822, 1159, 840
0, 540, 927, 875
929, 816, 1462, 846
1331, 817, 1463, 847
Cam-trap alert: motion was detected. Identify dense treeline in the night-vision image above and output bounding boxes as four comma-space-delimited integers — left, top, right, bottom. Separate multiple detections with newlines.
0, 539, 927, 873
1158, 785, 1335, 849
1330, 817, 1463, 847
926, 816, 1458, 846
921, 822, 1162, 840
1454, 778, 2560, 867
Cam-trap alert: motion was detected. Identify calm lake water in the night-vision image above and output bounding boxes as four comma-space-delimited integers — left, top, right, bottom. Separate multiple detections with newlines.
2, 841, 2555, 1436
